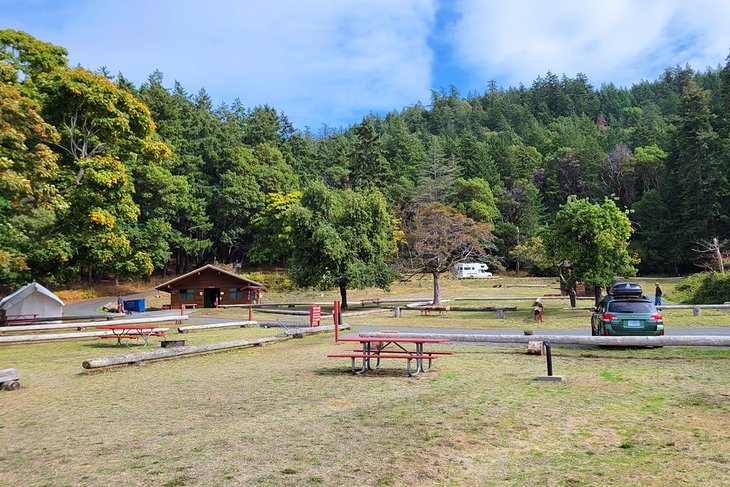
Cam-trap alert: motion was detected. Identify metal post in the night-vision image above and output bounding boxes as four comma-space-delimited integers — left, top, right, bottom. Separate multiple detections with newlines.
181, 304, 185, 316
334, 301, 340, 342
544, 339, 553, 376
248, 306, 252, 321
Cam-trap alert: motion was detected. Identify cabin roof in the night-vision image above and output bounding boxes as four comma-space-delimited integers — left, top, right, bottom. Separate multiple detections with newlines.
154, 264, 267, 292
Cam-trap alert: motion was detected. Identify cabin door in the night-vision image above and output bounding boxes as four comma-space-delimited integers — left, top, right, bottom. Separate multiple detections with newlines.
203, 288, 220, 308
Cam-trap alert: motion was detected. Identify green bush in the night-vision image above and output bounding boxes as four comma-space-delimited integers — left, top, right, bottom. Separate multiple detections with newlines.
675, 272, 730, 304
246, 271, 299, 293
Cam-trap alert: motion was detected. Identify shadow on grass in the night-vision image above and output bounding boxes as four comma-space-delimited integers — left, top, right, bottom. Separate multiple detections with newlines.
313, 366, 438, 378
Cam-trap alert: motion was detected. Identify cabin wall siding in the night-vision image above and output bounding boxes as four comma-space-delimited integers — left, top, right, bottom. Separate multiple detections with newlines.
162, 268, 261, 309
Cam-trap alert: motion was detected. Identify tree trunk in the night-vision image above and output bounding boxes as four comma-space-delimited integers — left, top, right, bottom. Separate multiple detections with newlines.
713, 238, 724, 273
569, 286, 577, 308
593, 285, 602, 306
339, 285, 348, 309
432, 271, 441, 304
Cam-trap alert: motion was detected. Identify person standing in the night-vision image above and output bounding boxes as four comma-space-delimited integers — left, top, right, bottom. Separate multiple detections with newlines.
654, 282, 663, 306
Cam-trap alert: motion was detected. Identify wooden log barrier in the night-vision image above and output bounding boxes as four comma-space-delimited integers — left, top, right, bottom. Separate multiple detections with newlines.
0, 315, 188, 333
359, 332, 730, 347
449, 306, 519, 312
178, 321, 257, 333
0, 328, 169, 344
285, 323, 350, 338
0, 368, 20, 390
82, 336, 277, 369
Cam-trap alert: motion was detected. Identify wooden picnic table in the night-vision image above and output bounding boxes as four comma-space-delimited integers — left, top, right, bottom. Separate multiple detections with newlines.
95, 324, 166, 347
328, 337, 453, 376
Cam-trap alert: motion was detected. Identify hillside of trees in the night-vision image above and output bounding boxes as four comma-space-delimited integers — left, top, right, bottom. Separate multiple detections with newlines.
2, 30, 729, 290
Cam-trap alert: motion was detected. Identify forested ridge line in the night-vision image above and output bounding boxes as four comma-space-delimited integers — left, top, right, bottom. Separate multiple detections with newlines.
2, 29, 729, 290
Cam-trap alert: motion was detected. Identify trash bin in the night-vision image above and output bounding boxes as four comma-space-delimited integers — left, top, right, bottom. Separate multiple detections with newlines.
123, 299, 146, 313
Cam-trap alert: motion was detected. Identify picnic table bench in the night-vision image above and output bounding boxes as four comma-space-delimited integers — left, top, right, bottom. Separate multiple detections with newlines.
328, 337, 453, 376
96, 324, 166, 347
3, 314, 39, 325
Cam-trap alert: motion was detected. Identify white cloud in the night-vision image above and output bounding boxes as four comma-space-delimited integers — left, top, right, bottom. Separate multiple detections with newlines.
449, 0, 730, 88
20, 0, 437, 129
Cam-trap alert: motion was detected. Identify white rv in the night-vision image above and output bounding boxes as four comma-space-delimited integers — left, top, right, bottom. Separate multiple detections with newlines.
453, 263, 493, 279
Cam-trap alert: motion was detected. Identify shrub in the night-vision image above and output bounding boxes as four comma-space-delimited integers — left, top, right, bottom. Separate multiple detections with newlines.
675, 272, 730, 304
245, 271, 298, 293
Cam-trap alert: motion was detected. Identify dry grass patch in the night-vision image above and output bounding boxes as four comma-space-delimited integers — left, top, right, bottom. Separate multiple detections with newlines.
0, 326, 728, 486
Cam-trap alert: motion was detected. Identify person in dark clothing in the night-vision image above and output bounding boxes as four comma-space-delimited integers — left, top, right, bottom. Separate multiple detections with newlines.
654, 282, 663, 306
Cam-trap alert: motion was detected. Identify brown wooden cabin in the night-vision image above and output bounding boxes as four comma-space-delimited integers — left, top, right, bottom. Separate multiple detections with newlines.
155, 264, 267, 309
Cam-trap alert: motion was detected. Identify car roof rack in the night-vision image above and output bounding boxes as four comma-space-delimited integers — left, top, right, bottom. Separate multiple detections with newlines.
608, 282, 643, 297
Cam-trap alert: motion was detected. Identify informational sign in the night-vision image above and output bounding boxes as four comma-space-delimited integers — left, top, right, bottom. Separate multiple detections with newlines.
310, 305, 322, 327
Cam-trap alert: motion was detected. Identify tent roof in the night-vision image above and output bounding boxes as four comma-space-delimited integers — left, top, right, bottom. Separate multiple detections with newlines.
155, 264, 267, 292
0, 282, 65, 310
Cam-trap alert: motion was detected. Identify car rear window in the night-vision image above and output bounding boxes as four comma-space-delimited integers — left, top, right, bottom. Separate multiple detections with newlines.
607, 301, 655, 313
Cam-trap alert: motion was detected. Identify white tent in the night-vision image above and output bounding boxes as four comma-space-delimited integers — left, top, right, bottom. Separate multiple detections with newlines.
0, 283, 64, 321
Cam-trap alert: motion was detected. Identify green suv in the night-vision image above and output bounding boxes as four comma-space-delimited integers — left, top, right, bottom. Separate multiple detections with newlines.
590, 282, 664, 336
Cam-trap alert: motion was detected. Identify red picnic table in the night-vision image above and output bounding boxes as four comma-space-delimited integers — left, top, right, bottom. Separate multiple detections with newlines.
95, 324, 166, 347
327, 337, 453, 377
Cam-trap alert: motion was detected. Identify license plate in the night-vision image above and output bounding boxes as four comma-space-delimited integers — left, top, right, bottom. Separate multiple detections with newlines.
626, 320, 641, 328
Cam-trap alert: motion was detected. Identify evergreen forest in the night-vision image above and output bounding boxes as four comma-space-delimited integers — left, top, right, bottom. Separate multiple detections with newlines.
2, 30, 730, 289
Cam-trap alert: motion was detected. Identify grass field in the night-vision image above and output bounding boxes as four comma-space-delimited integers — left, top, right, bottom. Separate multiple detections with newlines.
1, 277, 728, 486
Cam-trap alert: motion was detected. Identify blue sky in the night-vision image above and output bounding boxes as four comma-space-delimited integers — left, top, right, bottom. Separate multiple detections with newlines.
3, 0, 730, 130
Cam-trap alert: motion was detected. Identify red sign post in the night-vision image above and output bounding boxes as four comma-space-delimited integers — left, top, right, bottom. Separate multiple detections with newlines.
310, 305, 321, 327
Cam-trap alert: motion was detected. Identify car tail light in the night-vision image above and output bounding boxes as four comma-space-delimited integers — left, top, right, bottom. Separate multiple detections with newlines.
659, 328, 664, 336
603, 313, 618, 320
605, 328, 610, 336
650, 313, 663, 321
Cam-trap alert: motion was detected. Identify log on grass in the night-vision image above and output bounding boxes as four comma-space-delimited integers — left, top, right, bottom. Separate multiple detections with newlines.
0, 328, 169, 344
178, 321, 257, 333
449, 306, 518, 312
0, 368, 20, 390
454, 296, 593, 301
286, 323, 350, 338
255, 308, 332, 316
82, 336, 277, 369
359, 332, 730, 347
0, 368, 20, 382
257, 321, 313, 328
1, 315, 187, 333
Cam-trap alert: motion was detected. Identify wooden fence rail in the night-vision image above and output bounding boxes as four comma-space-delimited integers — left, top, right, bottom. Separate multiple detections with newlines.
359, 332, 730, 347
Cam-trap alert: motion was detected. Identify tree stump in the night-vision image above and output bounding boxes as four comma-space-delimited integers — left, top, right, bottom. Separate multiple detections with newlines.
527, 341, 543, 355
0, 368, 20, 391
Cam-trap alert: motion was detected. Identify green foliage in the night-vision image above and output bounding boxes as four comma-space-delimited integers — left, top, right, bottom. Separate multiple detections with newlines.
244, 271, 298, 293
0, 29, 67, 81
449, 178, 500, 225
289, 183, 396, 306
675, 272, 730, 304
543, 196, 636, 292
249, 191, 302, 265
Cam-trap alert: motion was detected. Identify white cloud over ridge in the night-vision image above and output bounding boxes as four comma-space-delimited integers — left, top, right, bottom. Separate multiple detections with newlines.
29, 0, 437, 129
449, 0, 730, 89
4, 0, 730, 128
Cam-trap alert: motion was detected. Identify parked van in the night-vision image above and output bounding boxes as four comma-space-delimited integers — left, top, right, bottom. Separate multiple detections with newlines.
453, 263, 493, 279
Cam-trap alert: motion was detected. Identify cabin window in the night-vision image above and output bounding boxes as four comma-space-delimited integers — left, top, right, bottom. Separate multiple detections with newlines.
180, 288, 195, 301
229, 288, 244, 300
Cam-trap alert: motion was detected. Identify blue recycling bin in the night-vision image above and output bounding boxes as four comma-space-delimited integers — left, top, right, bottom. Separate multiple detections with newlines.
123, 299, 146, 313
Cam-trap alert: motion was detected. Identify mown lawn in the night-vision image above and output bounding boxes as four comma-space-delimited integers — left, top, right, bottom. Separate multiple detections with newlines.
1, 320, 728, 486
